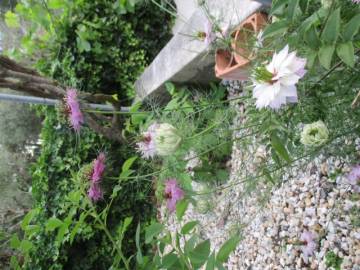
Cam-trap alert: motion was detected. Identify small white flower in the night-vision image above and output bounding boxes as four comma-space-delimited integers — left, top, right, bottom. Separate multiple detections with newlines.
136, 123, 158, 159
252, 45, 307, 110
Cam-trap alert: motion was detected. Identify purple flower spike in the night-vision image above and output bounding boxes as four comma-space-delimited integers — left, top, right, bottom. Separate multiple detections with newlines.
65, 89, 84, 132
164, 179, 184, 213
88, 182, 103, 202
300, 231, 317, 263
91, 153, 106, 182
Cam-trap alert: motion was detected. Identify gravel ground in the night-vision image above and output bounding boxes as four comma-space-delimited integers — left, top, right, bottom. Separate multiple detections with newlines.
160, 81, 360, 270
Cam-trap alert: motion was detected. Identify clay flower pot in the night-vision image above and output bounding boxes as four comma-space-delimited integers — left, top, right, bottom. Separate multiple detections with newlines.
215, 12, 267, 81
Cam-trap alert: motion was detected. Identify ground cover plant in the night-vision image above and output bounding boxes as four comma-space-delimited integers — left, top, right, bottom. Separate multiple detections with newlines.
1, 0, 360, 269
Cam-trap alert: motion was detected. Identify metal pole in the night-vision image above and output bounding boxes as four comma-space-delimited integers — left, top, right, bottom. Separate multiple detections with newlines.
0, 93, 130, 112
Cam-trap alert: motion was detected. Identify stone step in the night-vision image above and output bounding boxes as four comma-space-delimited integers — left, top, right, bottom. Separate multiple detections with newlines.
135, 0, 270, 102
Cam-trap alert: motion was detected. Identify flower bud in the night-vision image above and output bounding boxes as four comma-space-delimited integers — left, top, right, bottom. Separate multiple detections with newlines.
154, 123, 182, 156
300, 120, 329, 147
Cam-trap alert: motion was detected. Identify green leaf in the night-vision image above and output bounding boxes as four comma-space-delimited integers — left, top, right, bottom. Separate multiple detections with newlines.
287, 0, 300, 21
184, 235, 197, 254
318, 44, 335, 69
19, 240, 33, 253
145, 222, 164, 244
321, 8, 340, 44
122, 157, 137, 172
270, 0, 288, 15
136, 223, 143, 265
270, 133, 291, 163
304, 26, 320, 50
48, 0, 65, 9
165, 82, 176, 96
336, 42, 355, 68
21, 209, 38, 230
189, 240, 211, 268
205, 252, 216, 270
161, 253, 178, 268
262, 20, 289, 39
122, 216, 133, 235
299, 8, 327, 33
343, 14, 360, 41
5, 11, 20, 28
10, 234, 20, 249
176, 199, 189, 221
10, 256, 20, 270
216, 236, 241, 263
181, 221, 198, 235
46, 217, 63, 232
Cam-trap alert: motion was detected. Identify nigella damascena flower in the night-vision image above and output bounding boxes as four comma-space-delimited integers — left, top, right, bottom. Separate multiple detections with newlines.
198, 19, 216, 46
136, 123, 158, 159
137, 123, 181, 158
65, 89, 84, 132
300, 231, 317, 263
300, 120, 329, 147
164, 179, 184, 213
91, 153, 106, 182
88, 153, 106, 202
252, 45, 307, 110
347, 164, 360, 193
352, 0, 360, 4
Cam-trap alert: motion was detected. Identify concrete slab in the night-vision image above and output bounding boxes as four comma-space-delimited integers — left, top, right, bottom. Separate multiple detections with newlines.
135, 0, 269, 102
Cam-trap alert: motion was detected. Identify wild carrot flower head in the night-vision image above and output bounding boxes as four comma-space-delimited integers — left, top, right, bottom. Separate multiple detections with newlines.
300, 231, 317, 263
136, 123, 158, 159
252, 45, 307, 109
91, 153, 106, 182
65, 89, 84, 132
164, 179, 184, 213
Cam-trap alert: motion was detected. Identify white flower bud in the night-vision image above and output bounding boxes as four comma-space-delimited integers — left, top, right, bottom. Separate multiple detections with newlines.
154, 123, 182, 156
300, 120, 329, 147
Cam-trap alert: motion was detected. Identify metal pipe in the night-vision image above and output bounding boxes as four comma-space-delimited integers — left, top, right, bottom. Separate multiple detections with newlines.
0, 93, 129, 112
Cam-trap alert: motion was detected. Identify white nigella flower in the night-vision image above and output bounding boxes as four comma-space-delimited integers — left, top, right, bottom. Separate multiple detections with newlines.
136, 123, 158, 159
136, 123, 181, 159
252, 45, 307, 110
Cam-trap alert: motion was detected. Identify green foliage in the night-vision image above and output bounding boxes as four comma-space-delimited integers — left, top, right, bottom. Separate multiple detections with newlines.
265, 0, 360, 69
7, 0, 172, 100
325, 251, 343, 270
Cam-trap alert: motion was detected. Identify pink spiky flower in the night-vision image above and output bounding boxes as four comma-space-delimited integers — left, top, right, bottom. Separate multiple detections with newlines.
300, 231, 317, 263
91, 153, 106, 182
164, 179, 185, 213
88, 183, 103, 202
65, 89, 84, 132
88, 153, 106, 202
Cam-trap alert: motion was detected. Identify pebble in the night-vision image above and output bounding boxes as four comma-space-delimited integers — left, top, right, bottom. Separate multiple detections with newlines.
158, 82, 359, 270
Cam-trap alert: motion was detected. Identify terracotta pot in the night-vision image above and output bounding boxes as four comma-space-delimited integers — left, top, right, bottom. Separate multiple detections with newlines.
232, 12, 267, 64
215, 12, 267, 81
215, 49, 250, 80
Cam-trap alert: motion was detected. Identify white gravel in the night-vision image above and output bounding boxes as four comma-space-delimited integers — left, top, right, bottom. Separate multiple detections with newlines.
159, 81, 360, 270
